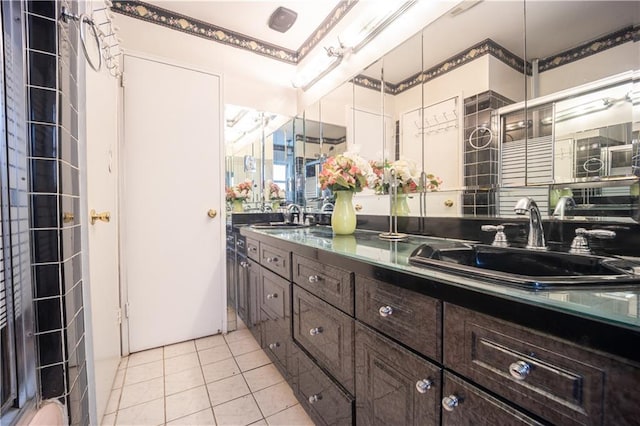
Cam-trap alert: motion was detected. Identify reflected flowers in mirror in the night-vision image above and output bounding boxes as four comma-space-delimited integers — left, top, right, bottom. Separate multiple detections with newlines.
266, 180, 285, 200
226, 179, 253, 202
319, 152, 376, 192
370, 159, 442, 194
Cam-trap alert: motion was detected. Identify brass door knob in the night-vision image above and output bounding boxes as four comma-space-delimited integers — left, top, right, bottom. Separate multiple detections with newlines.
90, 209, 110, 225
355, 204, 363, 211
208, 209, 217, 218
444, 199, 454, 207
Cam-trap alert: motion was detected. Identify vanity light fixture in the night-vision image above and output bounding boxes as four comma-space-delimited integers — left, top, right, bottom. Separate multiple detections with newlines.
292, 50, 343, 91
339, 0, 417, 53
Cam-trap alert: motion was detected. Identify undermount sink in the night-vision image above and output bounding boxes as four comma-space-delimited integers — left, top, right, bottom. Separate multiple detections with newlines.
409, 242, 640, 290
250, 222, 312, 230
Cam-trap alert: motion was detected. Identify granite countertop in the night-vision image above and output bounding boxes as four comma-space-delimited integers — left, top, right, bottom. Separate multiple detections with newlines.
242, 225, 640, 331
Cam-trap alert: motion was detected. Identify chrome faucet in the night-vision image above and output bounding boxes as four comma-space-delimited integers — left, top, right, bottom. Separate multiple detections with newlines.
320, 202, 334, 213
284, 203, 302, 223
552, 196, 576, 219
514, 197, 548, 250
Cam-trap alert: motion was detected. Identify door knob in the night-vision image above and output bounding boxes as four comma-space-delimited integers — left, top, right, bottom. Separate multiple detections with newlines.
208, 209, 217, 218
90, 209, 110, 225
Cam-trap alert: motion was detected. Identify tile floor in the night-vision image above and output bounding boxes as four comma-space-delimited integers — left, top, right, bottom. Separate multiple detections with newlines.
102, 323, 314, 425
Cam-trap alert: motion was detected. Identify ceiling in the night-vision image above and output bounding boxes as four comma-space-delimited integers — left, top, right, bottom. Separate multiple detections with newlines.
145, 0, 343, 51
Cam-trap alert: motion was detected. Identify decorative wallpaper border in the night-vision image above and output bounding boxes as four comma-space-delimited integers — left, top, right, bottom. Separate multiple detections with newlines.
538, 25, 638, 72
354, 26, 638, 96
112, 0, 358, 64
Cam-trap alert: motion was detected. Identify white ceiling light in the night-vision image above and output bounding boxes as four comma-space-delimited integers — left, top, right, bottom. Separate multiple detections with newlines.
292, 52, 343, 91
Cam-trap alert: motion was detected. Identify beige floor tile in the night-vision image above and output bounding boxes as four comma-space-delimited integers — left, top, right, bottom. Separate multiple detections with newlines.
105, 386, 122, 414
207, 374, 250, 406
249, 420, 268, 426
234, 350, 271, 372
198, 344, 233, 366
165, 385, 211, 422
167, 408, 216, 425
243, 364, 284, 393
124, 360, 164, 386
202, 357, 241, 384
265, 404, 314, 426
118, 357, 129, 370
223, 328, 254, 344
164, 340, 196, 359
213, 394, 262, 426
165, 366, 205, 395
115, 398, 164, 426
112, 368, 125, 389
228, 338, 261, 357
195, 334, 227, 351
164, 352, 200, 375
101, 412, 116, 426
253, 382, 298, 418
119, 377, 164, 409
237, 318, 248, 329
127, 348, 163, 367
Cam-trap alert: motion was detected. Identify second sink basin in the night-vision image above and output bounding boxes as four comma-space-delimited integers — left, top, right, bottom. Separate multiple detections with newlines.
409, 243, 640, 290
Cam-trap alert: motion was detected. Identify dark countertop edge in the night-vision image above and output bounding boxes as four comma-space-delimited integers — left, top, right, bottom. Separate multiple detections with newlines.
240, 226, 640, 364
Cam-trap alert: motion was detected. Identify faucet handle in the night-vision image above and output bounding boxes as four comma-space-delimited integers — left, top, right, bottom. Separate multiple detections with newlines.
481, 224, 509, 247
570, 228, 616, 254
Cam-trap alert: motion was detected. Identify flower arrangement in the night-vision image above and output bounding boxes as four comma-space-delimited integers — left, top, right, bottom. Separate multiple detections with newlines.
319, 152, 375, 192
266, 180, 285, 201
370, 159, 442, 194
226, 179, 253, 202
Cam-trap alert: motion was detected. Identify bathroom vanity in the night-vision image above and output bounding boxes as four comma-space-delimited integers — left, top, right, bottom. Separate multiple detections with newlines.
232, 224, 640, 425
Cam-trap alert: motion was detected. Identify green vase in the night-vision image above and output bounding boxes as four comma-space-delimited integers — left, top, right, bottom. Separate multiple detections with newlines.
392, 193, 410, 216
331, 191, 356, 235
232, 200, 244, 212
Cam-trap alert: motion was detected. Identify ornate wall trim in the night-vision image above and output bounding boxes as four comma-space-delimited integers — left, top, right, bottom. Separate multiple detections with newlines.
112, 0, 358, 64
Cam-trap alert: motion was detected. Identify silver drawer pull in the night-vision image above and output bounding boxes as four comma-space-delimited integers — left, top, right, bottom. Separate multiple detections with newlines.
509, 360, 531, 380
442, 395, 460, 412
268, 342, 280, 350
240, 261, 249, 268
415, 379, 433, 394
378, 305, 394, 317
308, 394, 322, 404
266, 293, 278, 300
266, 256, 279, 263
308, 275, 321, 283
309, 327, 323, 336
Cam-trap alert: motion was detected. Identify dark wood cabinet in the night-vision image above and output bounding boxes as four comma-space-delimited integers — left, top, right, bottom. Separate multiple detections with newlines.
236, 254, 249, 324
355, 322, 441, 426
293, 254, 354, 315
444, 303, 640, 425
355, 274, 442, 362
293, 285, 355, 395
245, 260, 262, 344
441, 372, 544, 425
260, 241, 291, 280
294, 348, 354, 426
259, 268, 291, 377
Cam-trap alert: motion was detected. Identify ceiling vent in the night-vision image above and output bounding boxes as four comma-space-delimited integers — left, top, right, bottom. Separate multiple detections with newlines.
268, 6, 297, 33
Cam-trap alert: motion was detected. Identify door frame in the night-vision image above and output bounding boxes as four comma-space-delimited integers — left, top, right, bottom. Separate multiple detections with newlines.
118, 51, 227, 355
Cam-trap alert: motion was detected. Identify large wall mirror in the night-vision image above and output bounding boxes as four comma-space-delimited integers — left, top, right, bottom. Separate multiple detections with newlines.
300, 0, 639, 223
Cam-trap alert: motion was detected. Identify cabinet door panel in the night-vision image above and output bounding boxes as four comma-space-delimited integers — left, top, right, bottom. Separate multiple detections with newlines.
260, 268, 290, 320
236, 254, 249, 323
295, 347, 354, 426
293, 254, 354, 315
441, 372, 544, 426
262, 311, 289, 377
293, 285, 354, 395
355, 322, 441, 426
246, 261, 261, 344
356, 275, 441, 362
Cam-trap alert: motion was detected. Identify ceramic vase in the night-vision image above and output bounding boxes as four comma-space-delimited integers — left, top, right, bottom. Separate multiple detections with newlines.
232, 200, 244, 212
331, 191, 356, 235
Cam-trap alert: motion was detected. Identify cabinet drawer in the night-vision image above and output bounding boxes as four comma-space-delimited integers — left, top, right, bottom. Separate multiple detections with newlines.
246, 238, 259, 260
260, 268, 290, 321
441, 372, 543, 426
295, 347, 354, 426
293, 254, 354, 315
356, 275, 441, 362
293, 285, 354, 395
262, 311, 289, 377
355, 322, 441, 426
235, 235, 247, 255
260, 242, 291, 280
445, 303, 606, 425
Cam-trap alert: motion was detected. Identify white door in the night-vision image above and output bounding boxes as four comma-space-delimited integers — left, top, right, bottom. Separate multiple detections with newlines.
85, 62, 121, 419
121, 55, 224, 352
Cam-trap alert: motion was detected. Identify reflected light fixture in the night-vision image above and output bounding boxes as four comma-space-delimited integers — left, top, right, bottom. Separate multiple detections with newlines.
292, 49, 343, 91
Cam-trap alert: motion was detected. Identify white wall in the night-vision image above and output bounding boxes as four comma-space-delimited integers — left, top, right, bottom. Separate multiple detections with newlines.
115, 14, 297, 117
